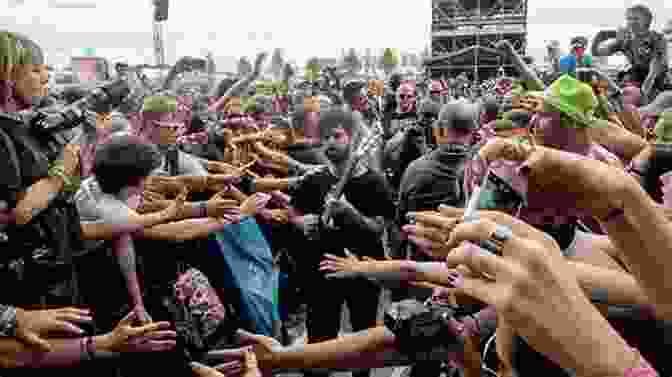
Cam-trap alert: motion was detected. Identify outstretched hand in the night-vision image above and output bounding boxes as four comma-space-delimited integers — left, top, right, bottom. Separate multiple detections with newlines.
15, 307, 92, 352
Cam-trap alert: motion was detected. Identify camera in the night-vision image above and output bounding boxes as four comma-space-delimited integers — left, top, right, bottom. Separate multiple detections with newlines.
27, 79, 130, 136
384, 299, 465, 362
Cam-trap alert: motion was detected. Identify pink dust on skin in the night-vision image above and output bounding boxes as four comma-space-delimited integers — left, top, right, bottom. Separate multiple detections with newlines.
660, 171, 672, 208
304, 111, 321, 141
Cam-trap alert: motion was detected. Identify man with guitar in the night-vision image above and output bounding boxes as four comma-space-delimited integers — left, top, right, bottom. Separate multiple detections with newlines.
292, 108, 395, 377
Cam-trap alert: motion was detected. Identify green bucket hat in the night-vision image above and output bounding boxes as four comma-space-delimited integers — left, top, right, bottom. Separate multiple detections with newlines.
142, 95, 178, 113
493, 119, 517, 130
544, 74, 597, 127
655, 111, 672, 143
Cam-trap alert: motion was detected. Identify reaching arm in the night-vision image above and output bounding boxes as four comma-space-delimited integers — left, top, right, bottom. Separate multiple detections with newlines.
208, 52, 267, 113
138, 217, 233, 241
594, 39, 622, 57
342, 260, 456, 285
0, 335, 118, 369
601, 177, 672, 320
497, 40, 544, 91
78, 197, 175, 240
112, 234, 146, 321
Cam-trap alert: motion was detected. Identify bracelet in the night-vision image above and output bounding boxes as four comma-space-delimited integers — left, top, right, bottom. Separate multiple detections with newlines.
0, 305, 18, 337
602, 207, 625, 223
624, 348, 658, 377
196, 201, 208, 218
48, 162, 73, 187
476, 225, 514, 256
86, 336, 95, 361
80, 337, 89, 361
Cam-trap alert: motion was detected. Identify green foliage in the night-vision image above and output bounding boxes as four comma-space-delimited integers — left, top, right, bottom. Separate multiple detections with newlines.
343, 48, 361, 73
255, 80, 289, 96
382, 48, 399, 73
270, 48, 284, 77
305, 57, 321, 82
237, 57, 253, 76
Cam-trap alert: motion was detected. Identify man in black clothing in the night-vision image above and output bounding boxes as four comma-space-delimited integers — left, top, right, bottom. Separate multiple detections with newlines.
291, 109, 396, 377
392, 100, 477, 377
396, 100, 477, 272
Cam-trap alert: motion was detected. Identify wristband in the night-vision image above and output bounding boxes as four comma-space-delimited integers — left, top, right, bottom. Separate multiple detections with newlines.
624, 348, 658, 377
80, 337, 90, 361
86, 336, 95, 360
0, 305, 18, 337
476, 225, 514, 256
196, 201, 208, 218
48, 161, 73, 187
602, 207, 625, 223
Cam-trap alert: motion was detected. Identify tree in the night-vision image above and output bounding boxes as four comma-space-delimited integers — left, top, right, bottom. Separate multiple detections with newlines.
664, 19, 672, 38
269, 48, 285, 79
305, 57, 321, 82
343, 48, 362, 74
420, 47, 430, 68
382, 48, 400, 75
237, 56, 253, 77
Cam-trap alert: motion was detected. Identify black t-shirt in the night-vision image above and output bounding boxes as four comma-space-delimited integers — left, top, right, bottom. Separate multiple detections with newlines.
343, 169, 396, 221
397, 145, 471, 223
292, 168, 396, 267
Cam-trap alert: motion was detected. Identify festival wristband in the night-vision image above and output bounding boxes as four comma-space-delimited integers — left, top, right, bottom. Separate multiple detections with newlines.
195, 201, 208, 218
624, 348, 658, 377
0, 305, 17, 337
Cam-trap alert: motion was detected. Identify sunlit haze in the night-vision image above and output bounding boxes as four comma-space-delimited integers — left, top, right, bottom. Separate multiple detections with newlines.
2, 0, 671, 70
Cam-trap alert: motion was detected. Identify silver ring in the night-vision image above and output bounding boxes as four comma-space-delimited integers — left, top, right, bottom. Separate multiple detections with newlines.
477, 225, 513, 256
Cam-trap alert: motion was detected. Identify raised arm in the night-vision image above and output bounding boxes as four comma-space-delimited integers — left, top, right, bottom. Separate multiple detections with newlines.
208, 52, 268, 113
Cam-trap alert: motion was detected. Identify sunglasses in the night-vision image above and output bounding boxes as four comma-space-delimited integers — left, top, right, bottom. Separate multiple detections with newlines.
155, 121, 182, 130
400, 94, 415, 100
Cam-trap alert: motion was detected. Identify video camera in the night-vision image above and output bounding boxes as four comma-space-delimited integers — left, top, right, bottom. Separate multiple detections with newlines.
26, 79, 130, 136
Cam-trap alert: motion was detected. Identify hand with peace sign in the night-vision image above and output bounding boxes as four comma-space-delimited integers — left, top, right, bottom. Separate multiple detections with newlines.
425, 206, 641, 377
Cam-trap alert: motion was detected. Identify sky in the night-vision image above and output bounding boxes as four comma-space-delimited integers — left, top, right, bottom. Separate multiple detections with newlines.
2, 0, 671, 70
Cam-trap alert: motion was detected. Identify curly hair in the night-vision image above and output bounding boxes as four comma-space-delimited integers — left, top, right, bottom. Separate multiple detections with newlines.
93, 135, 162, 194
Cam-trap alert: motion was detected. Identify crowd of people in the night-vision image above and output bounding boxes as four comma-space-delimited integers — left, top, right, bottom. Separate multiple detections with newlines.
1, 3, 672, 377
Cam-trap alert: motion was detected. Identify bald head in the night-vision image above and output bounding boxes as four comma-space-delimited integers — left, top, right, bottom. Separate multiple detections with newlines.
437, 101, 479, 131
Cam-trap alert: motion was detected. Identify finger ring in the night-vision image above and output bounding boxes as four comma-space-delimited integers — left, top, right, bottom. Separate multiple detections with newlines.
478, 225, 513, 256
445, 218, 462, 231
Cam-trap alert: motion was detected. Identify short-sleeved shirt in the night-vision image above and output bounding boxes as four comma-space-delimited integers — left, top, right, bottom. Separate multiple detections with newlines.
75, 176, 136, 249
75, 177, 133, 224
